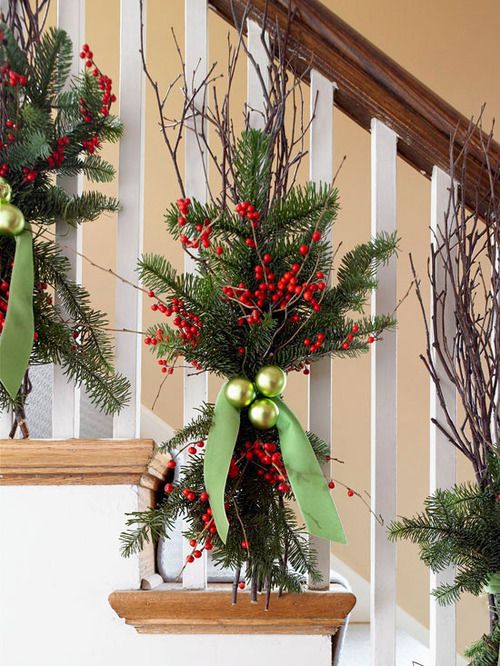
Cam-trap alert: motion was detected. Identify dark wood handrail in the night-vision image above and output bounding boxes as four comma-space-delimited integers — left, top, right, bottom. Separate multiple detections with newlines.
210, 0, 500, 215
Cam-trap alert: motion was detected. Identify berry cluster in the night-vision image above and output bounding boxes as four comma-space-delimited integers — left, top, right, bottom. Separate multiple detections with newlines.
222, 255, 327, 327
146, 292, 203, 374
303, 332, 326, 353
79, 43, 116, 117
235, 200, 260, 227
176, 198, 214, 250
1, 63, 26, 88
47, 136, 70, 168
21, 167, 37, 183
243, 440, 291, 493
82, 135, 100, 154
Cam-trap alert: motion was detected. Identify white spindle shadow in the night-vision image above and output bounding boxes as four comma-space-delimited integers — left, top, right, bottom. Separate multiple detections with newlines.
52, 0, 85, 438
113, 0, 146, 439
181, 0, 209, 590
370, 118, 398, 666
429, 166, 456, 666
308, 70, 335, 590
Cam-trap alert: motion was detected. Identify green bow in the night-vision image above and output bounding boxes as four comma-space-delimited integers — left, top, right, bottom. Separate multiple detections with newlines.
204, 381, 346, 545
0, 183, 34, 400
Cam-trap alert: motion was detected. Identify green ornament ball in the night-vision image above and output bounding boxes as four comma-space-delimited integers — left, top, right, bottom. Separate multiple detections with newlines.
0, 201, 25, 237
225, 376, 256, 409
248, 398, 280, 430
255, 365, 287, 398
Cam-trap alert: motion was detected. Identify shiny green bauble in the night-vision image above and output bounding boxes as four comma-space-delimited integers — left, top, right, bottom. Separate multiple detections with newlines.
225, 376, 256, 409
255, 365, 287, 398
0, 201, 25, 237
248, 398, 280, 430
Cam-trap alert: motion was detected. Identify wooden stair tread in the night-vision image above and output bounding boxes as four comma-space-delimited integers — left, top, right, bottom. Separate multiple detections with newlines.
108, 586, 356, 635
0, 439, 169, 489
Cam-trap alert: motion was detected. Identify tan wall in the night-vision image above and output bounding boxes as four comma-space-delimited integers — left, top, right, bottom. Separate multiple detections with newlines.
81, 0, 500, 654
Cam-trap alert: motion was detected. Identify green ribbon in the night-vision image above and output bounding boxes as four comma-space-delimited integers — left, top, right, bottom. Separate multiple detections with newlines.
204, 382, 346, 545
484, 573, 500, 665
0, 227, 35, 400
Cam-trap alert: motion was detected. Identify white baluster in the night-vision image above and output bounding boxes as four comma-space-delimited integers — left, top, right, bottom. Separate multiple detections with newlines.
308, 70, 335, 590
247, 19, 268, 130
182, 0, 209, 590
52, 0, 85, 438
370, 118, 397, 666
113, 0, 146, 439
0, 409, 11, 438
429, 166, 456, 666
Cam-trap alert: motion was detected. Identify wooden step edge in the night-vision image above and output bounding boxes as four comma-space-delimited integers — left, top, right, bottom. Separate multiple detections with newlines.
0, 438, 170, 489
108, 588, 356, 635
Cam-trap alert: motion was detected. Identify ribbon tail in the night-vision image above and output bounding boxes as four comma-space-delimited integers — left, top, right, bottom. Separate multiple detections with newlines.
485, 571, 500, 664
274, 397, 346, 544
204, 383, 241, 543
0, 228, 34, 400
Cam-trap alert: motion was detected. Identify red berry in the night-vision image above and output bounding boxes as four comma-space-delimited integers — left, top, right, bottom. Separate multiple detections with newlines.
189, 539, 197, 547
299, 244, 309, 256
241, 540, 249, 549
312, 231, 321, 242
164, 483, 174, 493
186, 555, 195, 563
263, 253, 272, 263
328, 481, 335, 489
193, 549, 202, 559
200, 491, 209, 502
188, 446, 197, 455
216, 246, 223, 255
352, 324, 360, 333
167, 460, 177, 469
342, 342, 350, 350
187, 492, 196, 501
368, 336, 375, 344
347, 489, 354, 497
238, 582, 246, 589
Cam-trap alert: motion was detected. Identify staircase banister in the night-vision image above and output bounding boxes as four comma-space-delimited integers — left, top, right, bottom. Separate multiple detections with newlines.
210, 0, 500, 217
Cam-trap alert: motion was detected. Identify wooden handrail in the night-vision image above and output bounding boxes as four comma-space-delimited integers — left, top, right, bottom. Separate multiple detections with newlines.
210, 0, 500, 215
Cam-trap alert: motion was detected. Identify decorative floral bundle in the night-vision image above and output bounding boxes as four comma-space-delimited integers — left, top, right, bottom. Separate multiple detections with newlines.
0, 20, 128, 435
121, 127, 398, 597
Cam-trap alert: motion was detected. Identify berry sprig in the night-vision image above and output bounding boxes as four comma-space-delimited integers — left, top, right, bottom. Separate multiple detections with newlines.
235, 200, 260, 227
79, 43, 116, 117
176, 198, 214, 250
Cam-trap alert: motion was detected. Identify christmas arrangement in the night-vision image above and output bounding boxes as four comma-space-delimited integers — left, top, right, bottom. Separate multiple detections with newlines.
389, 120, 500, 665
0, 3, 129, 436
121, 8, 398, 602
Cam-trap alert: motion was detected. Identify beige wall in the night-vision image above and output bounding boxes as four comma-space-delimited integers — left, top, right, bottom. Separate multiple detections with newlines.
81, 0, 500, 653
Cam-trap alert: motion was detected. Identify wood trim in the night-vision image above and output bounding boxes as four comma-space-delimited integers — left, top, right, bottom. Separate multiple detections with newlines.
0, 439, 169, 489
209, 0, 500, 217
108, 587, 356, 634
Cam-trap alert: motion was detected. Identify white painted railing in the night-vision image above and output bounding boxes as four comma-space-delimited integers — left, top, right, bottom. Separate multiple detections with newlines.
1, 1, 462, 663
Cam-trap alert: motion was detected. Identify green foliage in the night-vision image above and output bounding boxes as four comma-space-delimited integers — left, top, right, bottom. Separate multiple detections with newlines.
389, 452, 500, 663
0, 24, 128, 412
465, 623, 500, 666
